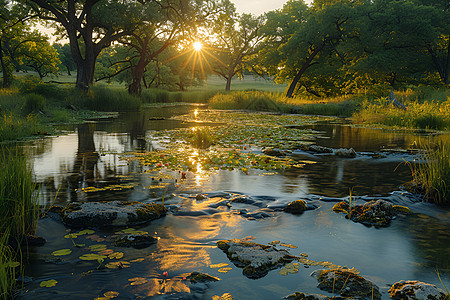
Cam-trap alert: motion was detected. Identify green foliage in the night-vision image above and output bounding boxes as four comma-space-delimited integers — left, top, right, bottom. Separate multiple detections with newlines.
353, 89, 450, 130
0, 148, 39, 238
0, 228, 18, 300
141, 89, 170, 103
192, 127, 213, 149
68, 86, 141, 112
24, 93, 46, 114
412, 141, 450, 205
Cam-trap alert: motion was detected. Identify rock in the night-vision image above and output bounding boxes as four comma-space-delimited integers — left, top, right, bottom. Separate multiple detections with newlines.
113, 234, 158, 249
186, 271, 220, 283
335, 148, 357, 158
21, 234, 46, 247
195, 194, 207, 201
59, 201, 167, 228
388, 280, 446, 300
284, 292, 334, 300
392, 205, 411, 214
311, 269, 381, 300
284, 200, 307, 215
216, 239, 293, 278
262, 147, 285, 157
333, 199, 407, 227
298, 144, 334, 154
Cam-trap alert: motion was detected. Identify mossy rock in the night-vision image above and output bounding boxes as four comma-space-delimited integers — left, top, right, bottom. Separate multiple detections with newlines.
285, 292, 332, 300
60, 201, 167, 228
187, 271, 220, 283
312, 269, 381, 300
216, 239, 292, 278
388, 280, 446, 300
332, 201, 349, 213
284, 200, 307, 215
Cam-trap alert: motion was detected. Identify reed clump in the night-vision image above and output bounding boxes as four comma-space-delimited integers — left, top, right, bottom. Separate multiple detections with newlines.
410, 140, 450, 205
0, 148, 39, 299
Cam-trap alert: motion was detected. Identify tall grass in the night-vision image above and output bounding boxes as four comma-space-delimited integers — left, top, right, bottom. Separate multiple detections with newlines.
208, 91, 361, 116
68, 86, 141, 111
0, 148, 39, 299
411, 140, 450, 205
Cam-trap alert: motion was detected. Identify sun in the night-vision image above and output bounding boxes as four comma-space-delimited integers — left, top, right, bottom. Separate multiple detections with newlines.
193, 41, 203, 51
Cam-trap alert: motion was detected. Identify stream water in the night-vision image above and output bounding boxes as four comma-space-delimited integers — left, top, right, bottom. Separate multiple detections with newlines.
13, 105, 450, 299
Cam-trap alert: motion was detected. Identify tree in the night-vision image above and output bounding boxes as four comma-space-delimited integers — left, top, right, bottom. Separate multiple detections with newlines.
26, 0, 154, 89
259, 0, 359, 98
205, 1, 265, 91
54, 43, 76, 75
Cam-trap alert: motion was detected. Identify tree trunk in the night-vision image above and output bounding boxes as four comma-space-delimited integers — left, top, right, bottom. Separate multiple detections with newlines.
66, 66, 71, 76
75, 54, 96, 90
0, 39, 11, 88
444, 33, 450, 84
225, 67, 235, 91
286, 44, 325, 98
128, 62, 146, 95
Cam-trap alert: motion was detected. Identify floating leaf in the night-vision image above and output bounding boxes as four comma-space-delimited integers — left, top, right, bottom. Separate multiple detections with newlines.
286, 268, 299, 274
212, 293, 233, 300
105, 261, 130, 269
79, 253, 107, 261
40, 279, 58, 287
128, 277, 148, 286
98, 249, 114, 256
51, 249, 72, 256
241, 236, 255, 241
218, 267, 232, 273
121, 228, 137, 234
108, 252, 124, 259
279, 243, 297, 249
285, 263, 300, 269
103, 291, 119, 298
278, 268, 289, 275
64, 234, 78, 239
210, 263, 229, 269
86, 235, 106, 242
89, 244, 107, 251
269, 241, 280, 245
78, 229, 95, 235
130, 258, 145, 263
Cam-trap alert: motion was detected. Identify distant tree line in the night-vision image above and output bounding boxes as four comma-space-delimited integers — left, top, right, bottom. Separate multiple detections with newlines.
0, 0, 448, 97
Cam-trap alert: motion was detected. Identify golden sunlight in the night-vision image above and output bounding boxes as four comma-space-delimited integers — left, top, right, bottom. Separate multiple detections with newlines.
193, 41, 203, 51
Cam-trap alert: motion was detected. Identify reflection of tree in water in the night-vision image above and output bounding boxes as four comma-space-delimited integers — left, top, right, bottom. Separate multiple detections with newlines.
281, 158, 412, 197
67, 123, 100, 202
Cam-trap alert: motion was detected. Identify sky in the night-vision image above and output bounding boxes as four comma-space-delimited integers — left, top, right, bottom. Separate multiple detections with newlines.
233, 0, 312, 15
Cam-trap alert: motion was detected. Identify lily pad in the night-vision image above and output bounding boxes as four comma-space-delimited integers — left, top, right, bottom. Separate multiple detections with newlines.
130, 258, 145, 263
218, 267, 233, 273
78, 229, 95, 235
278, 269, 289, 276
89, 244, 107, 251
79, 253, 108, 261
108, 252, 124, 259
40, 279, 58, 287
210, 263, 229, 269
103, 291, 119, 298
51, 249, 72, 256
128, 277, 148, 286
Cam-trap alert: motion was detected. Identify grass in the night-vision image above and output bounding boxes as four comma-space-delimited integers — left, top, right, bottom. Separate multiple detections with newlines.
353, 88, 450, 130
410, 140, 450, 205
209, 90, 361, 117
0, 148, 39, 299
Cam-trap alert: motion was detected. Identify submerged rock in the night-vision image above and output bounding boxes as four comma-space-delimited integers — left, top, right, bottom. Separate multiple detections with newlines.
59, 201, 167, 228
216, 239, 294, 278
186, 271, 220, 283
284, 292, 334, 300
298, 144, 333, 154
388, 280, 446, 300
113, 234, 158, 249
284, 200, 307, 215
262, 147, 285, 157
311, 269, 381, 300
335, 148, 357, 158
332, 199, 410, 227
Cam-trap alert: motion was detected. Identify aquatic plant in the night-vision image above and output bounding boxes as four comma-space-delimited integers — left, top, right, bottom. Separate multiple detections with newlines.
192, 127, 213, 149
411, 140, 450, 205
0, 149, 38, 299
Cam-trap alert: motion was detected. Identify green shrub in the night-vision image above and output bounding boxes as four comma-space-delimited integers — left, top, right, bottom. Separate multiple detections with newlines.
24, 94, 46, 114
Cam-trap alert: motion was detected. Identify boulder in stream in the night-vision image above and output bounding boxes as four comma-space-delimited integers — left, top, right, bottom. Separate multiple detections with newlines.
388, 280, 446, 300
335, 148, 357, 158
58, 201, 167, 228
216, 239, 294, 278
311, 269, 381, 300
284, 200, 307, 215
186, 271, 220, 284
332, 199, 410, 227
284, 292, 333, 300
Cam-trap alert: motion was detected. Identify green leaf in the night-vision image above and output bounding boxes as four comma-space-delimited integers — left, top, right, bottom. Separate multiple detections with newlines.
40, 279, 58, 287
78, 229, 95, 235
51, 249, 72, 256
79, 253, 108, 261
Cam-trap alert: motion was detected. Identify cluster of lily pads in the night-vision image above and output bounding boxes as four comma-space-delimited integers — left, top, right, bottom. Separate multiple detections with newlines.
125, 111, 324, 176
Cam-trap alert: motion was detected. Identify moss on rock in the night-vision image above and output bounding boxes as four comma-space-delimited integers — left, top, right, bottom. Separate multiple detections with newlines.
186, 271, 220, 283
284, 200, 307, 215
